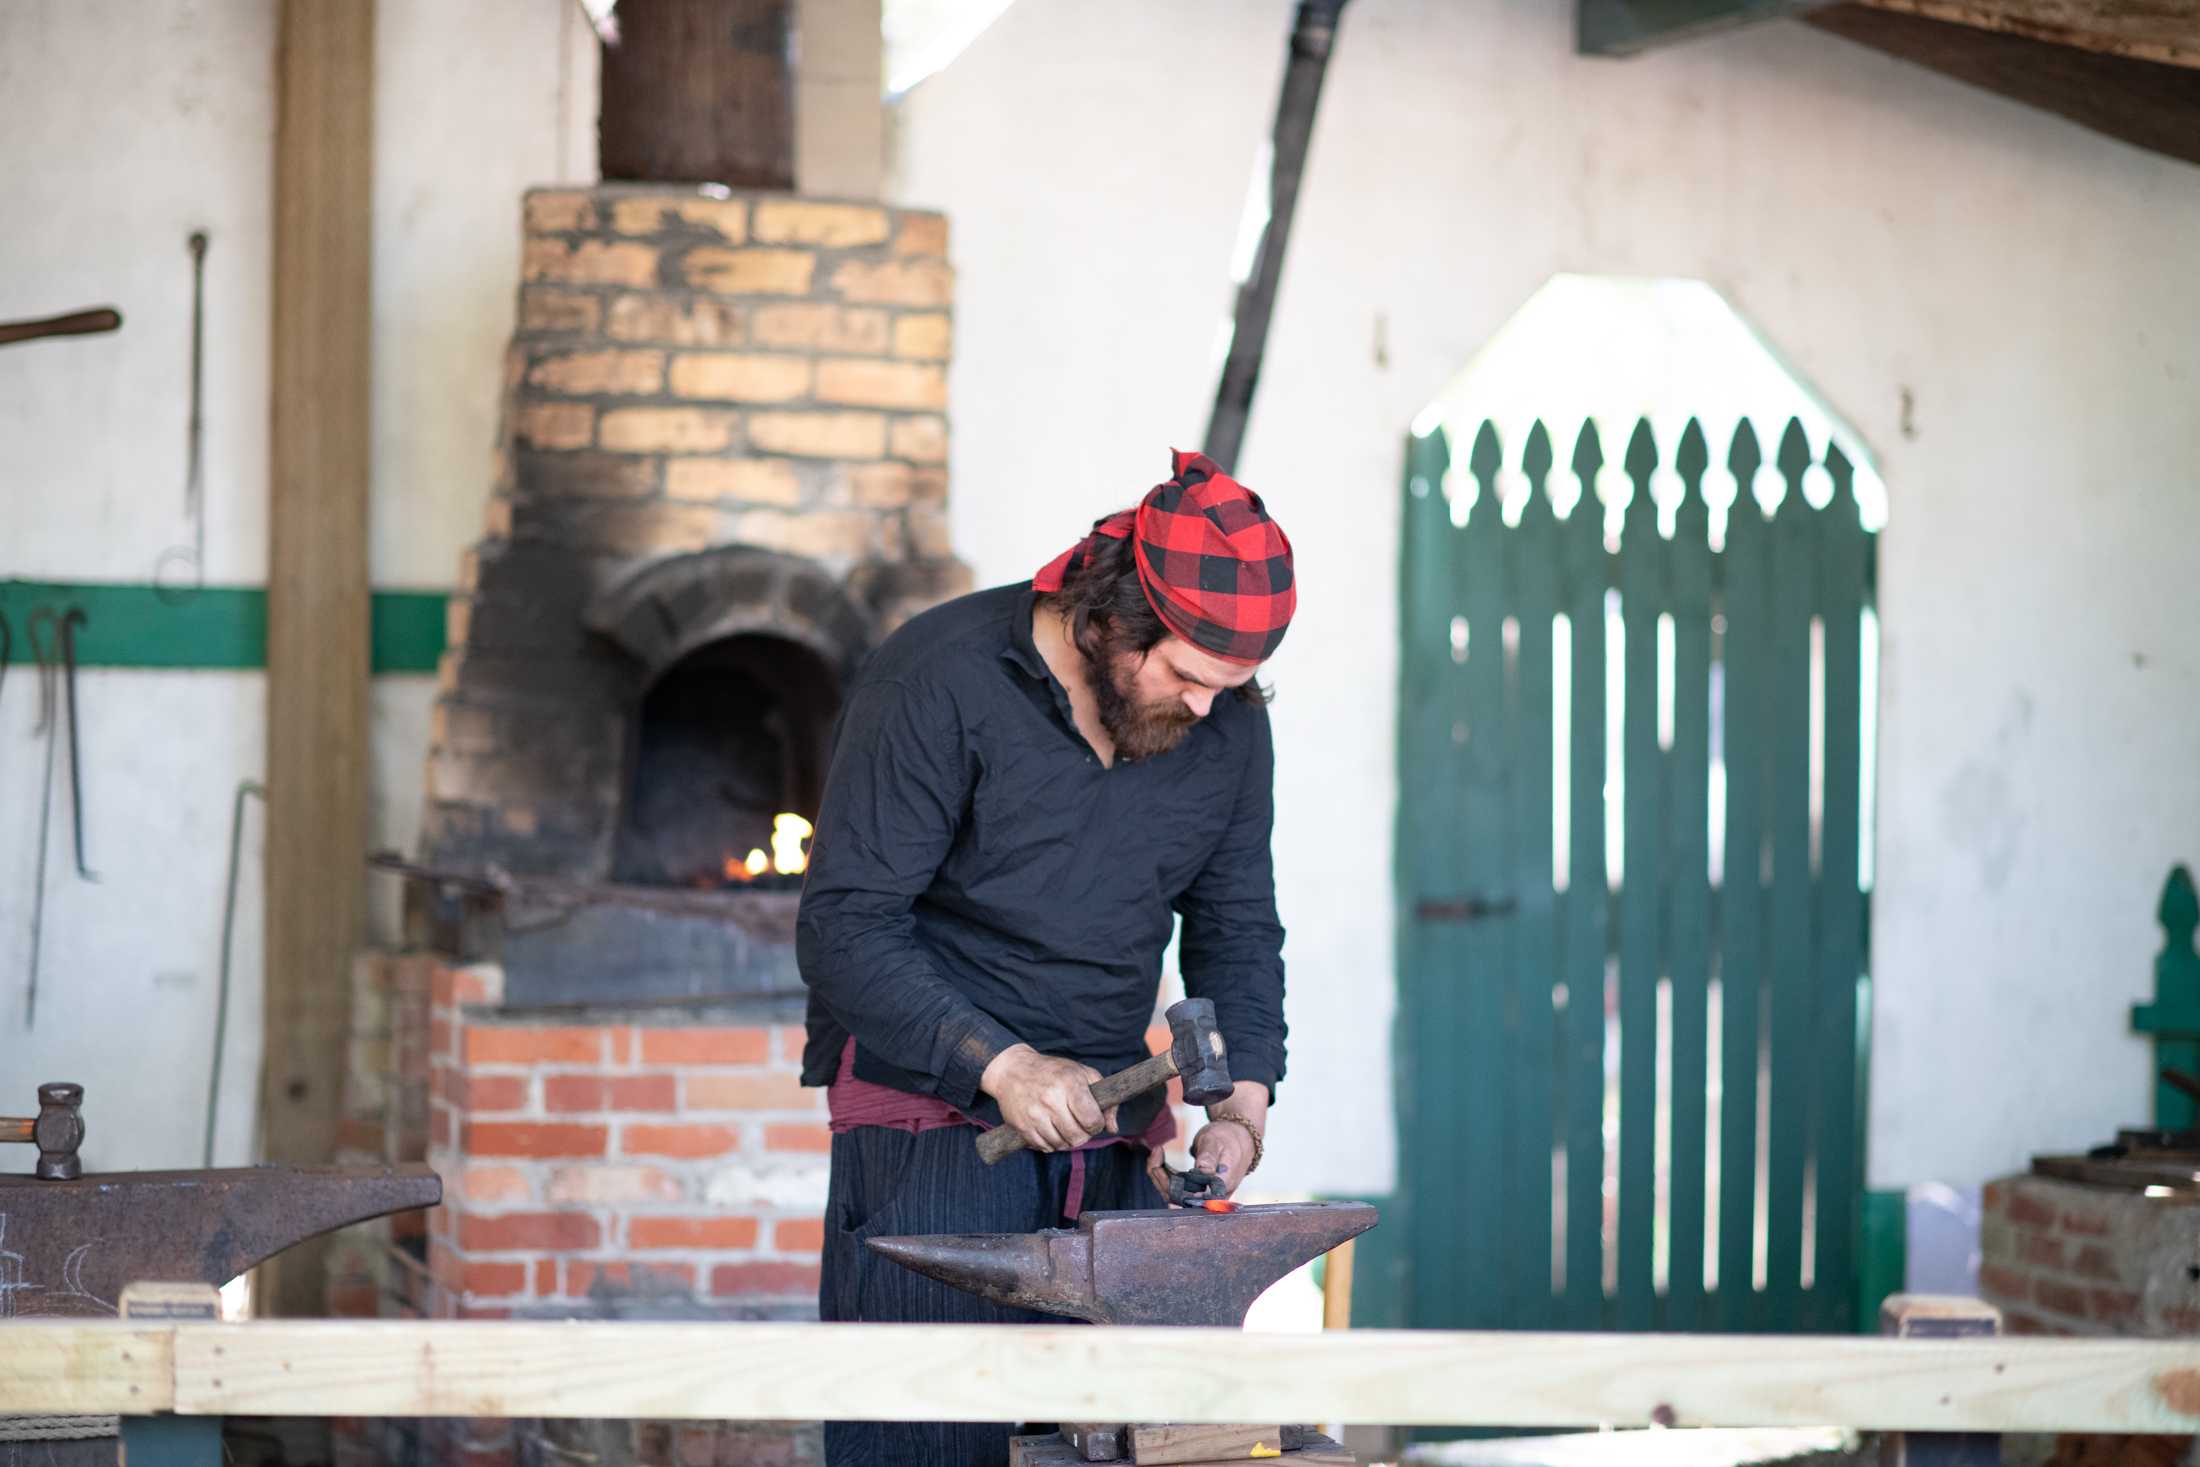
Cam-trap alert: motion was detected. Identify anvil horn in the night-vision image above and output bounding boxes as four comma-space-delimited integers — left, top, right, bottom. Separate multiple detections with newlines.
868, 1200, 1377, 1328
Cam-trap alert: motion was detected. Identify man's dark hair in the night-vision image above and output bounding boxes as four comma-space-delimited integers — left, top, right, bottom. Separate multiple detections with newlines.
1036, 531, 1272, 705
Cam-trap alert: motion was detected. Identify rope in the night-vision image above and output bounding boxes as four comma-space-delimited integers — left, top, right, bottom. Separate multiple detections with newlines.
0, 1416, 118, 1442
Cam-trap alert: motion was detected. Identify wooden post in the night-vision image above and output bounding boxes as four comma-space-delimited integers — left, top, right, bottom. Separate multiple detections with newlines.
1879, 1295, 2003, 1466
1321, 1236, 1356, 1330
599, 0, 796, 186
262, 0, 374, 1320
118, 1285, 224, 1467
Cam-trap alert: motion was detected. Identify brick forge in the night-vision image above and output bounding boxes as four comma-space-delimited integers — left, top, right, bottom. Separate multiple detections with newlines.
423, 184, 970, 892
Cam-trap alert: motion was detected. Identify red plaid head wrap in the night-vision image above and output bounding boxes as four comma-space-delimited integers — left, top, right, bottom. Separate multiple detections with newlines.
1033, 449, 1295, 666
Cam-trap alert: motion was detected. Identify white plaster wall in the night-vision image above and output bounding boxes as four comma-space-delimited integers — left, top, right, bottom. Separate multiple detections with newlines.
368, 0, 600, 939
0, 1, 276, 1171
0, 674, 268, 1171
371, 0, 600, 589
0, 0, 274, 586
891, 0, 2200, 1196
0, 1, 598, 1166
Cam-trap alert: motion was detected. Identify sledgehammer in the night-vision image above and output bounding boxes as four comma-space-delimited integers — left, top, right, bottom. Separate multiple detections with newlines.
976, 996, 1235, 1164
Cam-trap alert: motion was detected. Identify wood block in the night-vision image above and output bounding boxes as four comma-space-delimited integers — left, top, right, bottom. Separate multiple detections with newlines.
1063, 1423, 1126, 1460
1128, 1423, 1286, 1464
1011, 1435, 1091, 1467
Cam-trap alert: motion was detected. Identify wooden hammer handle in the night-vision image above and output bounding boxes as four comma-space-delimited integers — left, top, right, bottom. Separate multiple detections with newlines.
0, 308, 123, 348
976, 1051, 1178, 1165
0, 1119, 34, 1145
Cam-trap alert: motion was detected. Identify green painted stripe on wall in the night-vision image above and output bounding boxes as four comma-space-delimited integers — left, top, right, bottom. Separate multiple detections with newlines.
0, 580, 448, 674
368, 590, 449, 674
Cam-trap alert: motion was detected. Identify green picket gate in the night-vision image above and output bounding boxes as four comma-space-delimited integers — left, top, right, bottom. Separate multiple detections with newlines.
1391, 415, 1875, 1335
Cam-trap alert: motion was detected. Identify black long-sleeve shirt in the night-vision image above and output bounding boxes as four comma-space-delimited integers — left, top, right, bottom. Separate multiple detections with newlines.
795, 582, 1287, 1120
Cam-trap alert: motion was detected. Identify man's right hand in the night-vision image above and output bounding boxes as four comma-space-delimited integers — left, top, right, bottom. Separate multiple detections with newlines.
978, 1043, 1116, 1153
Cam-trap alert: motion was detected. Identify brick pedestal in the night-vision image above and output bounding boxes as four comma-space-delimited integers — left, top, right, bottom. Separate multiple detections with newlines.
414, 960, 826, 1319
1977, 1174, 2200, 1338
1977, 1173, 2200, 1467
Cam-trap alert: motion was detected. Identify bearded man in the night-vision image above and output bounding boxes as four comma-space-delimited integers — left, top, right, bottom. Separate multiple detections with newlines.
795, 450, 1295, 1467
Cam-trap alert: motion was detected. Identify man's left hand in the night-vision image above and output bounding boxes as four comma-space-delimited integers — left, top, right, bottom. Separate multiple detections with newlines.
1190, 1120, 1257, 1197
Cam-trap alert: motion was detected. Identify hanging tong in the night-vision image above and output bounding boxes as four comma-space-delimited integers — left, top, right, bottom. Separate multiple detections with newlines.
157, 229, 210, 598
25, 609, 60, 1027
23, 606, 98, 1028
57, 608, 96, 882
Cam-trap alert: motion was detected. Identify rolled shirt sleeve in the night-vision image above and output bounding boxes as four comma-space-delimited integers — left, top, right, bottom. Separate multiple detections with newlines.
795, 676, 1020, 1109
1173, 701, 1288, 1096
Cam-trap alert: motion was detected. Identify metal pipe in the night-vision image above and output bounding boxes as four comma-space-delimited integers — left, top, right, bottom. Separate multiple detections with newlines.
1202, 0, 1350, 475
205, 779, 267, 1167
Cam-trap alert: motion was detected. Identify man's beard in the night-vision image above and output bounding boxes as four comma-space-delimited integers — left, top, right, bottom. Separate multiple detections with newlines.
1091, 648, 1199, 762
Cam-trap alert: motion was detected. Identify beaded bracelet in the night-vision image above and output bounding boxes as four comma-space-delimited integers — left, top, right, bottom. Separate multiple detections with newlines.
1204, 1112, 1264, 1175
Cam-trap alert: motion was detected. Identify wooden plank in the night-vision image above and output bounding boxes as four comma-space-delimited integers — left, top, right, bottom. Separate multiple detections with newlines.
1852, 0, 2200, 68
1507, 423, 1563, 1325
1396, 426, 1456, 1329
1127, 1423, 1285, 1463
0, 1324, 172, 1413
1615, 421, 1665, 1330
1762, 421, 1819, 1326
1561, 421, 1612, 1329
1715, 420, 1771, 1333
1455, 422, 1513, 1327
1578, 0, 1835, 55
1665, 421, 1716, 1332
0, 1320, 2181, 1430
1807, 4, 2200, 168
263, 0, 375, 1320
1813, 446, 1871, 1327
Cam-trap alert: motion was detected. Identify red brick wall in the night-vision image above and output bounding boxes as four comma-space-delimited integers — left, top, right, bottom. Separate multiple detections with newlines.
1978, 1173, 2200, 1337
414, 959, 828, 1319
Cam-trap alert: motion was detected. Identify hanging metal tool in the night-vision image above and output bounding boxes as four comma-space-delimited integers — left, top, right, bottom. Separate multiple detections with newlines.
0, 307, 122, 349
58, 607, 96, 882
22, 605, 97, 1027
1202, 0, 1350, 475
157, 230, 211, 599
25, 609, 60, 1027
203, 779, 266, 1168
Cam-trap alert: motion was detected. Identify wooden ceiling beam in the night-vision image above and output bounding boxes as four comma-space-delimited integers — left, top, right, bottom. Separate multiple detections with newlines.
1851, 0, 2200, 69
1808, 2, 2200, 165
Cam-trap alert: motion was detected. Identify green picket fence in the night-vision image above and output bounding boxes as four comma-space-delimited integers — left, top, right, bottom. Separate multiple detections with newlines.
1391, 415, 1875, 1335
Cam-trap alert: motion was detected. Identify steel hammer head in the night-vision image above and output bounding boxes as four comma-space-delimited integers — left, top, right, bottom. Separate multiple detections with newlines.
1165, 997, 1234, 1106
34, 1082, 85, 1180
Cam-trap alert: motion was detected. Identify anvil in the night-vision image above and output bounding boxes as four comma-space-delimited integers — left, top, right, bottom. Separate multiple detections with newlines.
0, 1162, 442, 1319
868, 1200, 1376, 1327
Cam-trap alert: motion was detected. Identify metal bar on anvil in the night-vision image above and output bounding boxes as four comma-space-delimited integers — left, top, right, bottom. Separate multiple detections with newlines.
9, 1321, 2200, 1431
